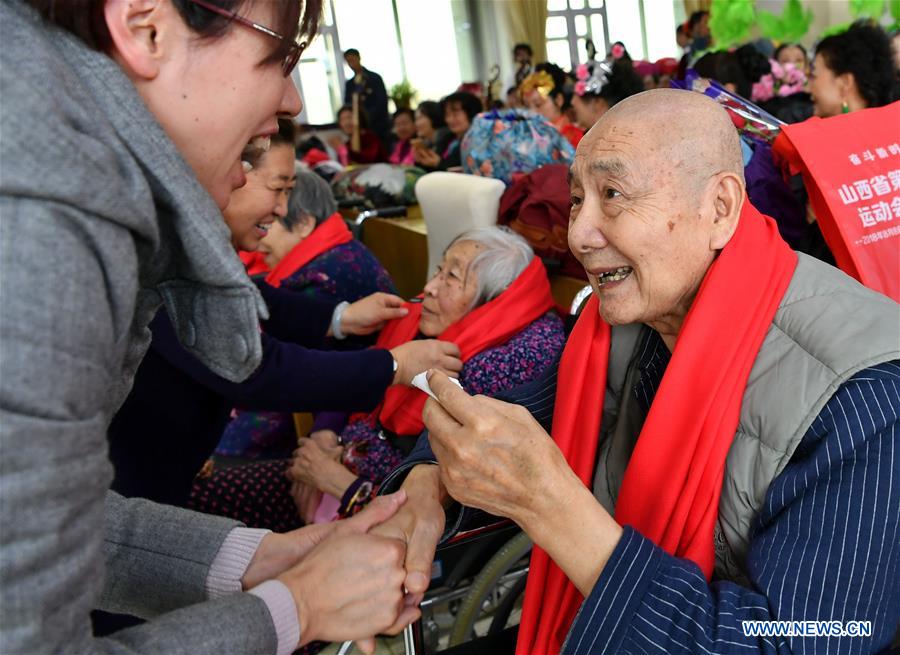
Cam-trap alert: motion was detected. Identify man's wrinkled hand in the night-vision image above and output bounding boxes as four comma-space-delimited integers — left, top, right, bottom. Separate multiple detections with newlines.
422, 370, 568, 524
370, 465, 446, 606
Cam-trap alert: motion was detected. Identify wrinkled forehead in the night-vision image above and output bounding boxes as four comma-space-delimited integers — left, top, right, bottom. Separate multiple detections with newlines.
570, 118, 663, 186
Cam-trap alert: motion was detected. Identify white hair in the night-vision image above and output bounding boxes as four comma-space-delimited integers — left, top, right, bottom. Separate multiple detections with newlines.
448, 226, 535, 308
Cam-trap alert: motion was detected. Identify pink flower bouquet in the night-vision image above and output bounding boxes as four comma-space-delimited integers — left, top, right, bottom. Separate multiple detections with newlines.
750, 59, 807, 103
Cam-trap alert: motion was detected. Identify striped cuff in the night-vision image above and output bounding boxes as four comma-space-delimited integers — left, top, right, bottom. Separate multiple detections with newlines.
206, 527, 271, 598
562, 526, 662, 654
249, 580, 301, 655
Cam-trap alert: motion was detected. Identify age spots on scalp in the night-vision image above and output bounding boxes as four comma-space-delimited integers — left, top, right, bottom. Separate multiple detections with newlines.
667, 221, 675, 232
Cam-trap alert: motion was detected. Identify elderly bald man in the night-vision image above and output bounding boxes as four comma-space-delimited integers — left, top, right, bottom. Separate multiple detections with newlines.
372, 89, 900, 653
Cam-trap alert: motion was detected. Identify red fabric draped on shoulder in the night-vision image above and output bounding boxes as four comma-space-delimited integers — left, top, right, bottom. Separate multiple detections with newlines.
352, 257, 556, 436
239, 250, 269, 276
516, 201, 797, 654
265, 213, 353, 288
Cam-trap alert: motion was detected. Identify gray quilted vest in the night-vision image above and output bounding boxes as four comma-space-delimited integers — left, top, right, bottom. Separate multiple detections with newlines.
591, 253, 900, 584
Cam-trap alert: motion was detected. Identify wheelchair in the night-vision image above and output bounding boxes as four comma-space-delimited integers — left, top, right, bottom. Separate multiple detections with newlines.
398, 518, 530, 654
394, 284, 592, 655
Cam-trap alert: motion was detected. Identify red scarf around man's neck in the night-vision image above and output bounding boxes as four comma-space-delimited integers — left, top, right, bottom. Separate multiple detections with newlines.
265, 213, 353, 288
353, 257, 555, 435
516, 201, 797, 654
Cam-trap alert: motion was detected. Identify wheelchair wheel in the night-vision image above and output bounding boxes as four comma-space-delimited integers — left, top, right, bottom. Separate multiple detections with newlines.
447, 531, 532, 647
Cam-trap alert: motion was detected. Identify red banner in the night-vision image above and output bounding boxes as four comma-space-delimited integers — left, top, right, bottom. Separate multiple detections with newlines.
773, 103, 900, 302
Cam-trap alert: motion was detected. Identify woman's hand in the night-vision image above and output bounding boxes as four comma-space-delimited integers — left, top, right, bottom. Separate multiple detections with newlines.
338, 292, 409, 336
242, 519, 338, 590
389, 340, 462, 385
309, 429, 340, 452
289, 439, 357, 498
288, 439, 343, 486
290, 480, 324, 524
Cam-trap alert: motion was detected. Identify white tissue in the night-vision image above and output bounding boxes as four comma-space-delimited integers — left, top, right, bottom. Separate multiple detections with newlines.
411, 371, 463, 400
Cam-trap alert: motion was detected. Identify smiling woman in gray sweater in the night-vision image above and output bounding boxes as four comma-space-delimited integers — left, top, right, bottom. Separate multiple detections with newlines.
0, 2, 419, 653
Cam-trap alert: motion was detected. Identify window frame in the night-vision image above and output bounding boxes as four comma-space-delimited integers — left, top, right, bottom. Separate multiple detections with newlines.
546, 0, 610, 69
293, 0, 345, 125
546, 0, 663, 68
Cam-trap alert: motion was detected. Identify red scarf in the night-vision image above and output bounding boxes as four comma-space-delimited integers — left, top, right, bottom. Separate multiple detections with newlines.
265, 213, 353, 288
354, 257, 555, 435
516, 201, 797, 654
266, 212, 353, 287
239, 251, 269, 276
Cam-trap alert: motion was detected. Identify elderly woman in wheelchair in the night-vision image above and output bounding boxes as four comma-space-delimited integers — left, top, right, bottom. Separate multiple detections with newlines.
189, 226, 565, 531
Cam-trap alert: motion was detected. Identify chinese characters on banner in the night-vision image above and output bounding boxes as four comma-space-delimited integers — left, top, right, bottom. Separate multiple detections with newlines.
773, 103, 900, 302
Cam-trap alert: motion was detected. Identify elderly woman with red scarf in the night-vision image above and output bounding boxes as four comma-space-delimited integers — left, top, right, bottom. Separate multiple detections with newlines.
257, 168, 394, 301
190, 226, 566, 529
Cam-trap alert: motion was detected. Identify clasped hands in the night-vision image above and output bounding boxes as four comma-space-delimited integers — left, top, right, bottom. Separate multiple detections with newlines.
287, 430, 355, 522
241, 491, 419, 653
268, 373, 563, 650
248, 371, 617, 652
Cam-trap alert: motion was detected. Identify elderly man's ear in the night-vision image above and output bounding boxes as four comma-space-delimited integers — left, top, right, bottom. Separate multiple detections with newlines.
707, 172, 744, 252
105, 0, 167, 80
